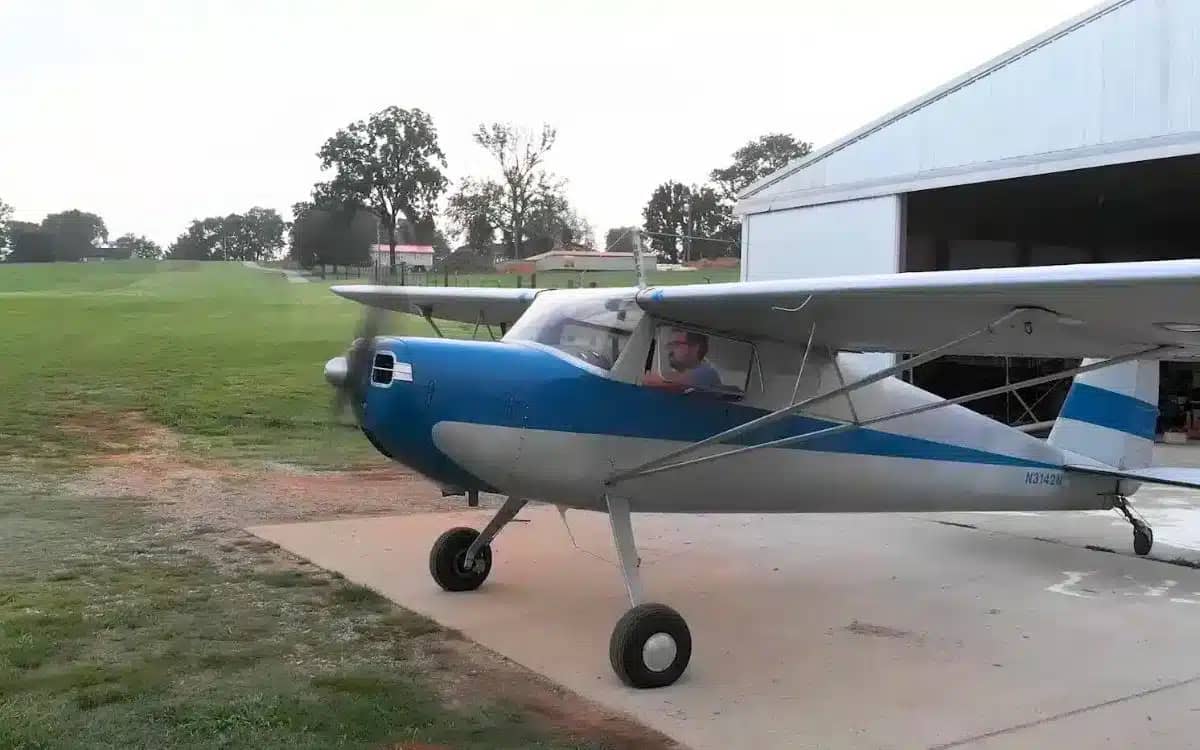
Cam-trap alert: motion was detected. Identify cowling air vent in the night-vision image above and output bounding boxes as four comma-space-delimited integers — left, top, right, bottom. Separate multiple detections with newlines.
371, 352, 395, 386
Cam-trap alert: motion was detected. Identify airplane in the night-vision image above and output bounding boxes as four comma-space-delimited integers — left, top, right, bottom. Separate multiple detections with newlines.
324, 258, 1200, 689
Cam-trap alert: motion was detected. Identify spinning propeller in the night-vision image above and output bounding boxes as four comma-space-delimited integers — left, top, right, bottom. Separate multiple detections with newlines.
327, 305, 389, 425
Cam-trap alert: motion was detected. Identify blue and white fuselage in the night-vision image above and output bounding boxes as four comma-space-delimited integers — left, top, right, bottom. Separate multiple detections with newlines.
359, 333, 1121, 515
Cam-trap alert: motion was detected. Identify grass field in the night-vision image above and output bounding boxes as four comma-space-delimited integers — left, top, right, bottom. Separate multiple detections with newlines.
0, 261, 456, 467
0, 261, 679, 750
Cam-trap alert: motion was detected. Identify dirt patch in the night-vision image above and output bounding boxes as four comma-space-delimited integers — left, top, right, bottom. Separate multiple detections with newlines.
63, 412, 458, 531
60, 409, 175, 454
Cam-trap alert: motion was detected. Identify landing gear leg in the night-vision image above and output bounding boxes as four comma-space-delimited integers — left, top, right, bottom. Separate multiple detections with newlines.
605, 495, 691, 689
1115, 496, 1154, 556
429, 495, 526, 591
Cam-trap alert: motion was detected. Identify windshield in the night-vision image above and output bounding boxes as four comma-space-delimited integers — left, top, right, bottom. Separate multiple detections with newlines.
504, 290, 644, 371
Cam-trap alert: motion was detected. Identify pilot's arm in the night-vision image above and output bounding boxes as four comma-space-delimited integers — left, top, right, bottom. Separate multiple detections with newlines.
643, 363, 723, 393
642, 370, 690, 392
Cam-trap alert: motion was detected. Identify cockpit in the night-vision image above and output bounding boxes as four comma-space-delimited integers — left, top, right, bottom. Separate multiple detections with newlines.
504, 289, 754, 400
503, 289, 644, 371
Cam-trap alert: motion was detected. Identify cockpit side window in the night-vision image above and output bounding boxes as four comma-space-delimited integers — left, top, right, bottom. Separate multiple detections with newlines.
641, 325, 751, 399
504, 291, 643, 371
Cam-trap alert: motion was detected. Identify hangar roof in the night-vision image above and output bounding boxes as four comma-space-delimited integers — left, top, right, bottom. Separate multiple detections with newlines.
739, 0, 1200, 216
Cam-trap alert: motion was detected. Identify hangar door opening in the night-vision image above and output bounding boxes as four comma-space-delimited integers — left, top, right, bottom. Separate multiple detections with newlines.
903, 153, 1200, 435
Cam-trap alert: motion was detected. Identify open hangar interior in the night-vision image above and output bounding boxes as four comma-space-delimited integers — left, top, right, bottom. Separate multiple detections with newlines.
737, 0, 1200, 432
903, 154, 1200, 428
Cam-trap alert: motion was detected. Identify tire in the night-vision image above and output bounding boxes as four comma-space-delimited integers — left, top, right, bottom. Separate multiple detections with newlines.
609, 603, 691, 689
1134, 524, 1153, 556
429, 527, 491, 591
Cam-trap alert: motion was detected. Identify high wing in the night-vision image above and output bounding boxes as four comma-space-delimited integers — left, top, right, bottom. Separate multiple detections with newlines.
331, 285, 542, 327
636, 260, 1200, 359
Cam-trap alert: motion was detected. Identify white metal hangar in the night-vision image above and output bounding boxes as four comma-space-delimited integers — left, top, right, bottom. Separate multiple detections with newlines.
736, 0, 1200, 432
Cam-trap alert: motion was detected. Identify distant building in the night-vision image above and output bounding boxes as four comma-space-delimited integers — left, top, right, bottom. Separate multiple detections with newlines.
371, 244, 434, 270
525, 249, 655, 274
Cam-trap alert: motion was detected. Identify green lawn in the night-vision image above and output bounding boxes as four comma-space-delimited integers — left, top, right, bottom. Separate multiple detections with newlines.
0, 261, 676, 750
0, 261, 461, 467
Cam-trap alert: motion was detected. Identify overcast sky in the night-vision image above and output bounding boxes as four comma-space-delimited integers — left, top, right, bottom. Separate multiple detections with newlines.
0, 0, 1099, 248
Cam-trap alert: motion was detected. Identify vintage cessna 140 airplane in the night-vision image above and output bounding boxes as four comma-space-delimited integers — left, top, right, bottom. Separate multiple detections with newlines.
325, 258, 1200, 689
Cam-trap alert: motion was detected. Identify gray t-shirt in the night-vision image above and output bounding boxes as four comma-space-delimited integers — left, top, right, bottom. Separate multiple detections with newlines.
678, 361, 723, 390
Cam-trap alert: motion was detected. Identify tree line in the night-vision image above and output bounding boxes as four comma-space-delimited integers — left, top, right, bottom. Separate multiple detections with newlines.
0, 201, 286, 263
166, 208, 285, 261
0, 108, 809, 269
0, 206, 161, 263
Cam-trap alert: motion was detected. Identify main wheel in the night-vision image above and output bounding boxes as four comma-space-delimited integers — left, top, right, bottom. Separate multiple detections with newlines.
609, 603, 691, 689
1133, 523, 1153, 556
429, 527, 492, 591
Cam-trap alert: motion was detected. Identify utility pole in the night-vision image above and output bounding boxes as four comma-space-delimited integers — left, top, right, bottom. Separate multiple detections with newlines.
631, 228, 647, 290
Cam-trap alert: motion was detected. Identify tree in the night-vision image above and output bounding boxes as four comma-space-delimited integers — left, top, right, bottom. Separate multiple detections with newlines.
469, 123, 560, 259
523, 197, 593, 254
710, 133, 813, 201
642, 182, 734, 264
6, 222, 54, 262
604, 226, 639, 253
167, 209, 287, 261
289, 202, 374, 270
430, 227, 452, 267
446, 178, 504, 250
41, 210, 108, 261
465, 212, 495, 250
316, 106, 448, 271
0, 198, 12, 253
225, 207, 285, 261
168, 217, 223, 260
113, 233, 162, 260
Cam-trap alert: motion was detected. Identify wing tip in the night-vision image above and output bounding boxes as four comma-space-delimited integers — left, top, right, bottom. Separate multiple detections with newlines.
330, 284, 376, 301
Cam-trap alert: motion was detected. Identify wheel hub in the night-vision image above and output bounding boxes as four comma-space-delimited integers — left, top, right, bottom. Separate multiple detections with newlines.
454, 550, 484, 576
642, 633, 678, 672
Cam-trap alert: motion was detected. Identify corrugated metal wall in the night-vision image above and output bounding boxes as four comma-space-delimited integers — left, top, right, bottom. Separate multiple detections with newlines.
750, 0, 1200, 202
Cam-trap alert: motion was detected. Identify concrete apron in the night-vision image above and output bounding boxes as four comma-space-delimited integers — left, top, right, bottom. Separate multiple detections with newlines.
250, 506, 1200, 750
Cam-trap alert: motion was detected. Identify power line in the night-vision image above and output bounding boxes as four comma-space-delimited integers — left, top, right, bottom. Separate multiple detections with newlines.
639, 230, 739, 245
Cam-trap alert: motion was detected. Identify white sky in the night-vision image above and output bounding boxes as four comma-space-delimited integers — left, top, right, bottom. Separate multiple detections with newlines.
0, 0, 1099, 248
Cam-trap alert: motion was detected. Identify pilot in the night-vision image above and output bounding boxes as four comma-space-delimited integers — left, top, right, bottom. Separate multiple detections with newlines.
644, 329, 724, 391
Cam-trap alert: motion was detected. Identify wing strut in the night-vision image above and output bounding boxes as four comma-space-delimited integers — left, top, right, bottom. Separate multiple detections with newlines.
606, 308, 1028, 485
605, 338, 1171, 486
421, 307, 445, 338
789, 322, 817, 405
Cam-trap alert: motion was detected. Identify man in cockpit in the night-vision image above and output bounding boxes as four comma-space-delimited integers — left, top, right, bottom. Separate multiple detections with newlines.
644, 329, 724, 391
